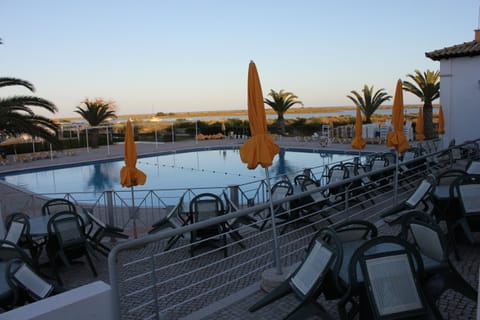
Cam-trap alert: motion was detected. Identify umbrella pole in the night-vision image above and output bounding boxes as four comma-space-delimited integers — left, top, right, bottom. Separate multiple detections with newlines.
264, 168, 282, 275
131, 186, 138, 239
393, 151, 399, 205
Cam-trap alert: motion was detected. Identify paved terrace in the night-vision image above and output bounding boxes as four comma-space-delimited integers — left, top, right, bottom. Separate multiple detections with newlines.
1, 137, 478, 319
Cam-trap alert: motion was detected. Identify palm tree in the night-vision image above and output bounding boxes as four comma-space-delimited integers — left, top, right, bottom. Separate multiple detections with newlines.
75, 98, 117, 148
346, 85, 392, 124
264, 89, 303, 135
403, 69, 440, 140
0, 77, 60, 146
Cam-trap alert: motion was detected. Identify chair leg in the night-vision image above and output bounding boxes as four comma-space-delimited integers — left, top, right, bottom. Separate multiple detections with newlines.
84, 245, 98, 277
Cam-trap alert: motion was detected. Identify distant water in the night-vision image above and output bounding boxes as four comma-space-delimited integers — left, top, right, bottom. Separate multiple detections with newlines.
176, 107, 438, 122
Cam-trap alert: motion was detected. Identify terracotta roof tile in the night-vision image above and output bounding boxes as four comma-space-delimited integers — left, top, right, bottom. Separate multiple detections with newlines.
426, 40, 480, 60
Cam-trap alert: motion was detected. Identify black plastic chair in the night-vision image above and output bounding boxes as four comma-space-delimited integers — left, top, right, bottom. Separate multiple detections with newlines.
249, 230, 337, 320
5, 258, 62, 308
42, 198, 77, 216
450, 174, 480, 249
296, 178, 334, 226
149, 195, 190, 250
188, 193, 228, 257
4, 212, 42, 266
300, 220, 378, 311
400, 210, 477, 305
429, 169, 468, 224
82, 209, 129, 256
257, 179, 294, 231
342, 162, 376, 207
338, 236, 440, 320
0, 241, 35, 311
46, 211, 97, 285
380, 176, 435, 224
325, 164, 349, 202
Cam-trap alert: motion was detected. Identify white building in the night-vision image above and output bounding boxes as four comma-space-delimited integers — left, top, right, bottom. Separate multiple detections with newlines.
426, 30, 480, 145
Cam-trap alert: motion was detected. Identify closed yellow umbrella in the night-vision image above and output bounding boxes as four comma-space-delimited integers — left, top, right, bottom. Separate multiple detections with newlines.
120, 120, 146, 238
438, 105, 445, 135
240, 61, 280, 169
387, 79, 409, 153
415, 107, 425, 141
240, 61, 282, 274
351, 107, 366, 150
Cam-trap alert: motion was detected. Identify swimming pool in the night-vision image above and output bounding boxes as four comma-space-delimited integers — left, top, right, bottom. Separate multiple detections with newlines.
0, 147, 364, 198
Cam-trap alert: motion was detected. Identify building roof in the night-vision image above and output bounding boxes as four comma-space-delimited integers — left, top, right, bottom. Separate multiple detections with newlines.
426, 39, 480, 60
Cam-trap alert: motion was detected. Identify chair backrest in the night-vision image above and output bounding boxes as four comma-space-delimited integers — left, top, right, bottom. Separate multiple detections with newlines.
348, 236, 428, 319
333, 220, 378, 243
434, 169, 468, 188
42, 198, 77, 216
466, 160, 480, 175
7, 258, 54, 300
307, 227, 345, 298
293, 174, 310, 186
5, 212, 31, 245
405, 179, 433, 208
409, 219, 446, 263
454, 175, 480, 215
342, 162, 358, 178
328, 164, 348, 184
4, 220, 26, 245
370, 157, 388, 171
271, 180, 293, 201
289, 238, 335, 299
302, 178, 326, 203
189, 193, 225, 222
47, 212, 86, 248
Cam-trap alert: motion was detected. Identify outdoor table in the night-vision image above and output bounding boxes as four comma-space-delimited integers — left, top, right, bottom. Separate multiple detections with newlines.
29, 211, 90, 237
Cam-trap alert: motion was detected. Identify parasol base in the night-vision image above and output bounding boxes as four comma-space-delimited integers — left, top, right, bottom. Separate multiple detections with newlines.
260, 263, 299, 293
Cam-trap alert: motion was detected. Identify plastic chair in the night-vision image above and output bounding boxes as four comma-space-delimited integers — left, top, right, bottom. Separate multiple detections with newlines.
400, 211, 477, 305
257, 179, 294, 231
4, 213, 42, 266
338, 236, 440, 320
380, 176, 435, 224
149, 195, 190, 250
296, 178, 334, 225
6, 258, 61, 307
188, 193, 228, 257
249, 231, 337, 320
46, 211, 97, 285
83, 209, 129, 256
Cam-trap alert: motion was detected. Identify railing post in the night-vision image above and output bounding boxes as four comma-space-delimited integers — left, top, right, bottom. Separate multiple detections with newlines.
106, 190, 115, 227
228, 185, 239, 208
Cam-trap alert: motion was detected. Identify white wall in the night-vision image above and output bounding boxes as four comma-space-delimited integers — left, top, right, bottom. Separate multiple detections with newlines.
440, 56, 480, 144
2, 281, 113, 320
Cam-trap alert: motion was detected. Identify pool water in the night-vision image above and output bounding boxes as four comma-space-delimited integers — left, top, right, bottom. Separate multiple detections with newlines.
0, 148, 362, 197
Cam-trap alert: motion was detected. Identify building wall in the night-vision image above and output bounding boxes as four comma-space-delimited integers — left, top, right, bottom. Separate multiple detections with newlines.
440, 56, 480, 144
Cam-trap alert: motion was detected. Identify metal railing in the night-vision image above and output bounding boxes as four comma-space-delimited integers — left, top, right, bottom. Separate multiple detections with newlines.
106, 140, 479, 319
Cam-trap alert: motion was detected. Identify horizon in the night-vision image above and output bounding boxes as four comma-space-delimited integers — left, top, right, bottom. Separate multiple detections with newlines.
1, 1, 478, 118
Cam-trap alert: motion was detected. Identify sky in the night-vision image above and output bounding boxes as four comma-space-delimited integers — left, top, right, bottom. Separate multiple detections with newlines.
1, 0, 479, 118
